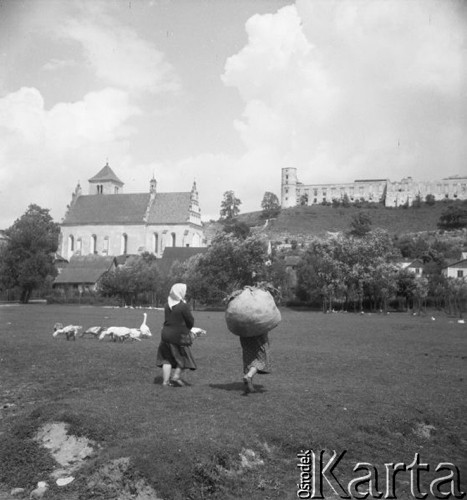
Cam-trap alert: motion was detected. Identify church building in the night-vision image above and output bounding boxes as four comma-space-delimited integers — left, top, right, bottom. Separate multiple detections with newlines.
59, 163, 205, 259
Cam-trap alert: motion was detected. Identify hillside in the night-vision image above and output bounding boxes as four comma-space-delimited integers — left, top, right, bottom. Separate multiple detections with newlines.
204, 202, 463, 243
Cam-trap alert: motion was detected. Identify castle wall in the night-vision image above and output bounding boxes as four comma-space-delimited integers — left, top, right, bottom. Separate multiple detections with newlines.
385, 177, 467, 207
281, 168, 467, 208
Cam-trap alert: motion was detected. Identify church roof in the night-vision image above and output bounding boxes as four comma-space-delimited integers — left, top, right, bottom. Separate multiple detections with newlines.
62, 192, 193, 225
146, 192, 192, 224
88, 164, 124, 186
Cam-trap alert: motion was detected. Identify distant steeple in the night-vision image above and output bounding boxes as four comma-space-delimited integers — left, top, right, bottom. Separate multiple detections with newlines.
188, 179, 201, 223
190, 180, 198, 201
150, 174, 157, 195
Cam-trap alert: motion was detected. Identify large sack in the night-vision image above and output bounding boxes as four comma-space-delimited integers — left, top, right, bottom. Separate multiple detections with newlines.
225, 286, 281, 337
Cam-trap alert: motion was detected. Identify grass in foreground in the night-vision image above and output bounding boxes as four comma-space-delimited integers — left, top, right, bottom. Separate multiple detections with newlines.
0, 305, 465, 499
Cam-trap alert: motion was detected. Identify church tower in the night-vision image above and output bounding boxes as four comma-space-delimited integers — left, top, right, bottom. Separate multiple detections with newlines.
88, 162, 124, 195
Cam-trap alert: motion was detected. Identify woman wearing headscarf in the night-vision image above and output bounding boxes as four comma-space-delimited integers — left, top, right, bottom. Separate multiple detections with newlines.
156, 283, 197, 387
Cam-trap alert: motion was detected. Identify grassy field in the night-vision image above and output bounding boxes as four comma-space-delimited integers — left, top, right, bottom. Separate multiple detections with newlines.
229, 202, 455, 240
0, 305, 466, 499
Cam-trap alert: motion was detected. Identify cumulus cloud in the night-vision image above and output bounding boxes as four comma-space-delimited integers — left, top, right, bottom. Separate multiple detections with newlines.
0, 86, 140, 227
223, 0, 466, 189
60, 5, 181, 94
0, 0, 183, 228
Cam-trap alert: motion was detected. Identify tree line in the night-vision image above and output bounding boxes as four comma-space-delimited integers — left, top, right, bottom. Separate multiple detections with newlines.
0, 201, 466, 315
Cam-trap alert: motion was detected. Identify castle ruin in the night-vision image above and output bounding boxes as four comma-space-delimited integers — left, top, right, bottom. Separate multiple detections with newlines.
281, 167, 467, 208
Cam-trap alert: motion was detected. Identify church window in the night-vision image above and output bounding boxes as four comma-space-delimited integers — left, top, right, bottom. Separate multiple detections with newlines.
153, 233, 159, 253
121, 234, 128, 254
114, 187, 119, 194
97, 184, 103, 194
103, 237, 109, 254
171, 233, 176, 247
77, 238, 82, 253
69, 235, 74, 252
91, 235, 97, 254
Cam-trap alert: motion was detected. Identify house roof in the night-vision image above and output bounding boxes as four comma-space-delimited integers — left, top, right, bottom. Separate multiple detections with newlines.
396, 259, 424, 269
88, 164, 124, 185
54, 255, 116, 284
444, 259, 467, 269
52, 252, 68, 263
61, 192, 193, 225
353, 179, 388, 183
157, 247, 208, 275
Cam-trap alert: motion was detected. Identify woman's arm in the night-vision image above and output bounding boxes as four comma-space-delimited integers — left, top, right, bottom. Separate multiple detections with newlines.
181, 303, 195, 330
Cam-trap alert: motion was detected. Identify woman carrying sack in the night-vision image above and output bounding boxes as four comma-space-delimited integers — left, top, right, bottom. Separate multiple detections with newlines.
156, 283, 197, 387
240, 333, 271, 393
225, 285, 280, 393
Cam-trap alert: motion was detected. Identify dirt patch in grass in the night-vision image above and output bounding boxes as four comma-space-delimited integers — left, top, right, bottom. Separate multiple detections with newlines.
83, 457, 163, 500
413, 422, 436, 440
34, 421, 96, 479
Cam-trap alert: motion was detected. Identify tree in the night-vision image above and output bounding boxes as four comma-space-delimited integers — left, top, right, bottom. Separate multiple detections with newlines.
437, 203, 467, 230
181, 234, 271, 305
220, 191, 241, 220
222, 219, 250, 239
99, 255, 162, 306
260, 192, 280, 218
348, 212, 372, 237
425, 194, 436, 206
0, 204, 60, 303
299, 193, 308, 206
296, 229, 400, 312
396, 270, 417, 310
412, 194, 422, 208
342, 193, 351, 208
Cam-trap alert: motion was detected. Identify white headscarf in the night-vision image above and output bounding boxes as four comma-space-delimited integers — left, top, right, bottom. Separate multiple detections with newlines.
168, 283, 187, 309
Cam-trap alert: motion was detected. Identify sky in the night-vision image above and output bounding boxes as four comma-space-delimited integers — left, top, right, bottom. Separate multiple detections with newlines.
0, 0, 466, 229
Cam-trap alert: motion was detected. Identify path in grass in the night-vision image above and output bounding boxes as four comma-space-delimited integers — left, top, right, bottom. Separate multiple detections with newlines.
0, 305, 465, 499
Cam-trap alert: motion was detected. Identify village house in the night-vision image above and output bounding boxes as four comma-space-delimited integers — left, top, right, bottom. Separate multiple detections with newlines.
53, 254, 117, 294
442, 250, 467, 279
397, 259, 425, 277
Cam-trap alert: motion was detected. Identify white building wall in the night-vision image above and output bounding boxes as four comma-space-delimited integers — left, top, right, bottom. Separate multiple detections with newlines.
60, 223, 205, 259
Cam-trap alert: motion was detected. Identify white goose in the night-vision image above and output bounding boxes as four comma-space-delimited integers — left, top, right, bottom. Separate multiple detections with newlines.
139, 312, 152, 337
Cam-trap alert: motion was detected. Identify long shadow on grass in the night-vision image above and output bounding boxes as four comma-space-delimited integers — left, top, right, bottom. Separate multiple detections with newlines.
209, 382, 267, 395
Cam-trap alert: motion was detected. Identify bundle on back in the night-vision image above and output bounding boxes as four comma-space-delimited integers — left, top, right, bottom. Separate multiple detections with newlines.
225, 286, 281, 338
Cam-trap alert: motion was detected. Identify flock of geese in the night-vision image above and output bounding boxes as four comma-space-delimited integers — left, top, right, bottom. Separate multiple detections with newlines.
52, 313, 152, 342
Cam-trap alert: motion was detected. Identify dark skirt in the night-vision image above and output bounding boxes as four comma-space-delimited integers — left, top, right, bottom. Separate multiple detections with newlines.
156, 340, 197, 370
240, 333, 271, 374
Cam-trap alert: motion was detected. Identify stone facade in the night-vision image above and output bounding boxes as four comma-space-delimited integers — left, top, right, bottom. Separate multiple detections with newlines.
281, 167, 467, 208
59, 164, 205, 260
